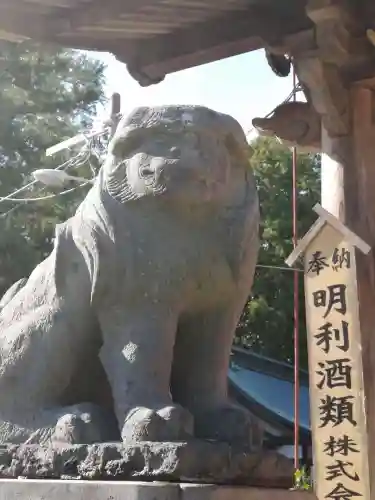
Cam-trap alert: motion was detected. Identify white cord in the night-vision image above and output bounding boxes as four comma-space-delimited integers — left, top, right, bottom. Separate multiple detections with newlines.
1, 183, 89, 203
0, 179, 38, 202
0, 147, 93, 220
0, 149, 90, 203
0, 123, 109, 221
0, 206, 19, 219
0, 137, 94, 198
256, 264, 303, 273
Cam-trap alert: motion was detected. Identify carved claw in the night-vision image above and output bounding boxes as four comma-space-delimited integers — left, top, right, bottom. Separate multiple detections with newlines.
121, 405, 194, 443
52, 404, 120, 446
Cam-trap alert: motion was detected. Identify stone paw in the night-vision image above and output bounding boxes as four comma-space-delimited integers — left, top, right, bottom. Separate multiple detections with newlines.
121, 404, 194, 443
157, 404, 194, 440
52, 403, 120, 445
194, 402, 264, 449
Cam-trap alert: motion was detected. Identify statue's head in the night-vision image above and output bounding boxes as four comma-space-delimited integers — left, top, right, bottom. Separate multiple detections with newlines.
101, 105, 252, 206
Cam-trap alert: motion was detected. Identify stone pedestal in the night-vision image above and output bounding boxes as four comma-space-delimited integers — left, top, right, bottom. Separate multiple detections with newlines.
0, 442, 294, 488
0, 480, 316, 500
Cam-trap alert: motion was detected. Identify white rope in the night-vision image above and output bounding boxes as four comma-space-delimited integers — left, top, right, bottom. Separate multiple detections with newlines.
0, 183, 89, 203
256, 264, 303, 273
0, 149, 90, 203
0, 141, 97, 220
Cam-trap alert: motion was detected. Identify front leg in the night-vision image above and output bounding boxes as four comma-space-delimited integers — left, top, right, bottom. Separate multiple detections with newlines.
98, 304, 193, 442
172, 302, 263, 449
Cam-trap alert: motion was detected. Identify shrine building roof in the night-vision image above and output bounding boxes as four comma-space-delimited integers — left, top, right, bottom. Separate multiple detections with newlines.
229, 346, 311, 440
0, 0, 312, 85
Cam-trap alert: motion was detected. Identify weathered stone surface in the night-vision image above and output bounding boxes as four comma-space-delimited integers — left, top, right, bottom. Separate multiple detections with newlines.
0, 105, 261, 451
0, 479, 180, 500
0, 442, 293, 487
0, 480, 316, 500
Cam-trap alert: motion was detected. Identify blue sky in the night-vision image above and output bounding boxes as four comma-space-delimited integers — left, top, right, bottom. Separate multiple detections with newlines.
95, 49, 294, 137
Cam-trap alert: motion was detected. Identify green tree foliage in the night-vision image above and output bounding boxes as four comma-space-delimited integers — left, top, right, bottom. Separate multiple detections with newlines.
0, 42, 106, 295
235, 136, 321, 369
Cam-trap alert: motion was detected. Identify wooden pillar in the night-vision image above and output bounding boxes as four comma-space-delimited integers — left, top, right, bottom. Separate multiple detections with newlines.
313, 86, 375, 496
287, 0, 375, 494
348, 86, 375, 494
318, 85, 375, 495
320, 127, 346, 220
321, 84, 375, 494
294, 55, 375, 497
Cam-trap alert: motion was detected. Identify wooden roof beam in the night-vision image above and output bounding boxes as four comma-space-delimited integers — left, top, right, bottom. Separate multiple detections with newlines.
112, 6, 313, 86
56, 0, 153, 34
0, 4, 64, 41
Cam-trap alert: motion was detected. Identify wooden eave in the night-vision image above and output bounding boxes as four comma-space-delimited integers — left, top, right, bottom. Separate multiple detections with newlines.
0, 0, 312, 85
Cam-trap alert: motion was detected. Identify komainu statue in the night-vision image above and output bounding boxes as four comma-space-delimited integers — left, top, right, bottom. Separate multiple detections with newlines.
0, 105, 260, 449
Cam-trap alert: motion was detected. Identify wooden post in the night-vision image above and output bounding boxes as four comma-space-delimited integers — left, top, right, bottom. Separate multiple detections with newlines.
285, 0, 375, 496
317, 85, 375, 496
346, 86, 375, 495
320, 128, 346, 221
286, 206, 371, 500
309, 86, 375, 498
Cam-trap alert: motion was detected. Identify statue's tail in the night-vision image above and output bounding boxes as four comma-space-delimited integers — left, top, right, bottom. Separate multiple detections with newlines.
0, 277, 28, 313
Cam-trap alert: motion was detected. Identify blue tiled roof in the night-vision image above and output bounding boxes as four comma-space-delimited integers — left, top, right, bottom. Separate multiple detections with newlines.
229, 350, 311, 433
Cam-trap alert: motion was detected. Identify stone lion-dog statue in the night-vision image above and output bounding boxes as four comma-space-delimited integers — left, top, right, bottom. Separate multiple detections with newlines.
0, 105, 261, 448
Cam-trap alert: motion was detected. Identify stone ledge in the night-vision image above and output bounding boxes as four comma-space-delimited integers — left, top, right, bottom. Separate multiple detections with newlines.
0, 442, 294, 487
0, 480, 317, 500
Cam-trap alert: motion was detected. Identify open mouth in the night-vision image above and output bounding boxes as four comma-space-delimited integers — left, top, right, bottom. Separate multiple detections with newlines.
139, 166, 155, 179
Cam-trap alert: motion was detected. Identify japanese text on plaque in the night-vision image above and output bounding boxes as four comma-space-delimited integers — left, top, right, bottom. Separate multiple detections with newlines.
304, 225, 369, 500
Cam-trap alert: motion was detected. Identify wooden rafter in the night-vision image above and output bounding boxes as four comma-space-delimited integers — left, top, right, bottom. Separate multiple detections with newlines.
56, 0, 151, 33
0, 5, 63, 41
114, 5, 313, 81
0, 0, 372, 87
